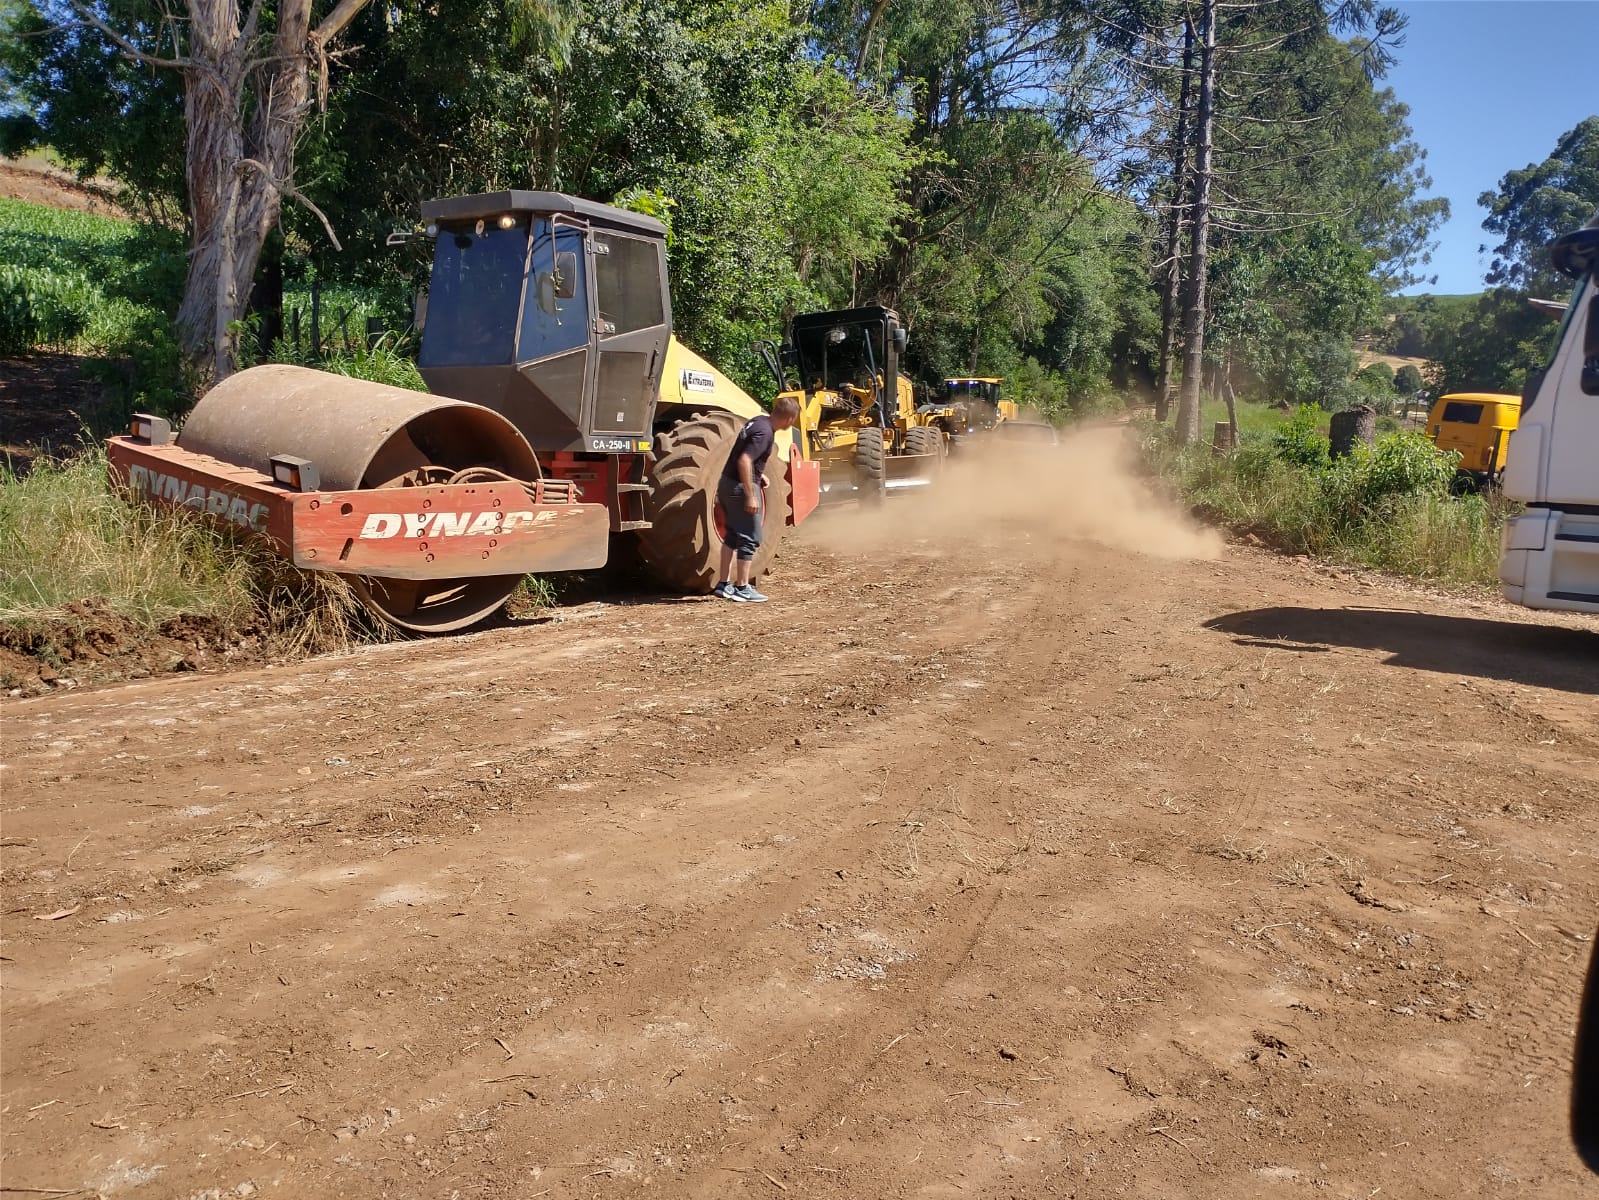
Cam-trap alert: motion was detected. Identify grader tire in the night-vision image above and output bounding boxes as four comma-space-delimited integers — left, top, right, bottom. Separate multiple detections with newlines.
635, 411, 790, 592
904, 426, 944, 461
856, 426, 886, 500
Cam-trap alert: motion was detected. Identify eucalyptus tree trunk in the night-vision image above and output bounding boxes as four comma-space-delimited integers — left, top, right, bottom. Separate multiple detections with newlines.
176, 0, 369, 382
1174, 0, 1215, 445
79, 0, 370, 385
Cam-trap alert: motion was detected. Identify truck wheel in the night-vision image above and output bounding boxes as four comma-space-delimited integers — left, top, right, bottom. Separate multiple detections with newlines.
635, 412, 789, 592
856, 427, 886, 499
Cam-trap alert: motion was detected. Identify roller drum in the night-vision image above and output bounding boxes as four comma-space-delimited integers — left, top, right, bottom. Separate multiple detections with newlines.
179, 365, 539, 633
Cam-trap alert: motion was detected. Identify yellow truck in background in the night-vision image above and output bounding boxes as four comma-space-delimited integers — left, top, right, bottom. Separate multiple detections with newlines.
1426, 392, 1521, 481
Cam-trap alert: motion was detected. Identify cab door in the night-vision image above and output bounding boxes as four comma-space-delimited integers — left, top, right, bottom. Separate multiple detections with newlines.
588, 231, 671, 449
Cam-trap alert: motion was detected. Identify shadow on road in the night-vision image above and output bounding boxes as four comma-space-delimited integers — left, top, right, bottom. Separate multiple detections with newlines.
1205, 606, 1599, 695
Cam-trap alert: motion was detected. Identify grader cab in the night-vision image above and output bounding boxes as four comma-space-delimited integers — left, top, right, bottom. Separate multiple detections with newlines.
917, 376, 1020, 446
107, 190, 819, 632
759, 305, 944, 502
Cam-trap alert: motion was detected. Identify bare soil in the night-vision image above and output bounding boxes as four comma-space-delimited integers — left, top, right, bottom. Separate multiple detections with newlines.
0, 598, 276, 697
3, 494, 1598, 1199
0, 353, 111, 471
0, 157, 126, 218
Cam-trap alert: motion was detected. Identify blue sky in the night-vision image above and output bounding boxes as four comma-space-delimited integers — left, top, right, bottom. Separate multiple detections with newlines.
1385, 1, 1598, 295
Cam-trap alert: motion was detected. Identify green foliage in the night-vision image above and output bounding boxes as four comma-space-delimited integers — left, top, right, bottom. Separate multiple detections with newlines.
318, 338, 428, 391
0, 197, 188, 417
0, 444, 388, 650
0, 0, 187, 217
1415, 120, 1599, 398
1426, 289, 1557, 397
1480, 116, 1599, 296
1394, 363, 1423, 394
1356, 361, 1394, 392
1320, 431, 1457, 524
0, 444, 256, 625
1138, 416, 1507, 587
1270, 405, 1331, 470
0, 265, 91, 353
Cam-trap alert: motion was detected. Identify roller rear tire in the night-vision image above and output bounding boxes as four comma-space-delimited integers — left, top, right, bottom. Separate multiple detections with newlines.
635, 412, 790, 592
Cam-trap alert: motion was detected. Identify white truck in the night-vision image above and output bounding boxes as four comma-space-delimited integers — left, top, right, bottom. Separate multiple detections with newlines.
1498, 209, 1599, 614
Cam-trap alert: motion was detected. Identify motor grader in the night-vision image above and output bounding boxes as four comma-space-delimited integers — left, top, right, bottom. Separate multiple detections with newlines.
106, 190, 821, 632
757, 305, 944, 502
915, 376, 1020, 447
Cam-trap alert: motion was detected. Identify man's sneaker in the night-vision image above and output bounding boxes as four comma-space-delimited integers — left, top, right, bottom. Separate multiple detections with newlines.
734, 584, 769, 603
713, 581, 746, 601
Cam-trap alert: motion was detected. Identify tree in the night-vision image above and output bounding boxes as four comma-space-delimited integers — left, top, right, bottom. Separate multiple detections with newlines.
0, 0, 185, 219
1393, 362, 1421, 394
1481, 116, 1599, 297
1108, 1, 1436, 441
45, 0, 386, 380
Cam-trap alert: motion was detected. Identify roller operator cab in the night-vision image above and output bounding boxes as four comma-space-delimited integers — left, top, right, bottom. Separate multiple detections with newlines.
1498, 209, 1599, 614
417, 191, 669, 456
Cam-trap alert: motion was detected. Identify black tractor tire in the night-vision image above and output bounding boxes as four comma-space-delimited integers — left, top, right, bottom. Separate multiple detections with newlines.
855, 426, 886, 499
904, 425, 944, 461
635, 411, 790, 592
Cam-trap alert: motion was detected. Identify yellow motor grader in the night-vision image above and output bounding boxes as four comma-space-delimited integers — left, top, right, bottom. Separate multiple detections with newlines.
915, 376, 1020, 448
757, 305, 944, 502
107, 191, 820, 632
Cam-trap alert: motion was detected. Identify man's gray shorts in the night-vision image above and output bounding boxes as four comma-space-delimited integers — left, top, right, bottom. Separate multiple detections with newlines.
717, 477, 762, 560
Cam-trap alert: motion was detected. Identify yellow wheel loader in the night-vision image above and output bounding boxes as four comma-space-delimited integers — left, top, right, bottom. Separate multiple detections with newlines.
107, 191, 820, 632
757, 305, 944, 503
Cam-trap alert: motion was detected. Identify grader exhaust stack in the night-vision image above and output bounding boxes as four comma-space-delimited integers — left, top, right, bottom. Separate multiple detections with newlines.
107, 190, 819, 632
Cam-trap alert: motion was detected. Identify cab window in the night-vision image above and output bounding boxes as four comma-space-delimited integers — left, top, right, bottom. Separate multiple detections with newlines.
592, 233, 665, 336
518, 220, 590, 363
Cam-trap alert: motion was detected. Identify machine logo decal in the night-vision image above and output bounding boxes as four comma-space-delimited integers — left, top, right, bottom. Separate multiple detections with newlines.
681, 369, 716, 393
357, 510, 561, 540
127, 464, 270, 531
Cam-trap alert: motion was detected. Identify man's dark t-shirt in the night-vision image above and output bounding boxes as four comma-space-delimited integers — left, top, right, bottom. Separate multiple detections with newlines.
721, 415, 776, 484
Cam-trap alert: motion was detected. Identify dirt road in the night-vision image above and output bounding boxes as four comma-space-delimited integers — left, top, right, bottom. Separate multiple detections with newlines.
4, 469, 1598, 1198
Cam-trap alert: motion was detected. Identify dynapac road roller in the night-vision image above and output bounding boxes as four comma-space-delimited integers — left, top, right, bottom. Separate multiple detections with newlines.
107, 191, 821, 632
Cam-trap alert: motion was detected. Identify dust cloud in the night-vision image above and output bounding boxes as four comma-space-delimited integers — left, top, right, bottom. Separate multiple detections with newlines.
802, 423, 1223, 562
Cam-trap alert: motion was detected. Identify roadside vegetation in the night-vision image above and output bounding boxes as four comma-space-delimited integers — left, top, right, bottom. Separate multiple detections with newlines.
1139, 404, 1511, 587
0, 445, 384, 651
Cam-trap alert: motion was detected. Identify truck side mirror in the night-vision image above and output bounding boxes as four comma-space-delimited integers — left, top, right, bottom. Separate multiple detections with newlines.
1583, 294, 1599, 397
893, 326, 909, 354
554, 251, 579, 300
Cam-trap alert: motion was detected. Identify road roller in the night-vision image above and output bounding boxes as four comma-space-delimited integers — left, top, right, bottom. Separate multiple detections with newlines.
106, 191, 821, 632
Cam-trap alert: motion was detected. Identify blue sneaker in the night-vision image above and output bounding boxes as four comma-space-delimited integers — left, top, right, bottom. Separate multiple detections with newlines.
713, 581, 745, 601
734, 583, 769, 603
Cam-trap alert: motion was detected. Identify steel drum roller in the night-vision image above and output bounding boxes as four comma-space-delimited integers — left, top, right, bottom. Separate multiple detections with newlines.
180, 365, 541, 632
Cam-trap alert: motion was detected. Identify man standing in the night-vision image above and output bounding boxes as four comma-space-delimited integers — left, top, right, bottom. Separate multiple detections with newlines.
713, 397, 801, 603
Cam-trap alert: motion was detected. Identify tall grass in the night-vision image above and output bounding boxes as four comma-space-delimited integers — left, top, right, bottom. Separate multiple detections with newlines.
1137, 407, 1512, 589
0, 446, 383, 650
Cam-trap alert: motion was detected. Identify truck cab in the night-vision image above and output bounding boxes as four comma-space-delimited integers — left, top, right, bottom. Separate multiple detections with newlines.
1498, 210, 1599, 614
